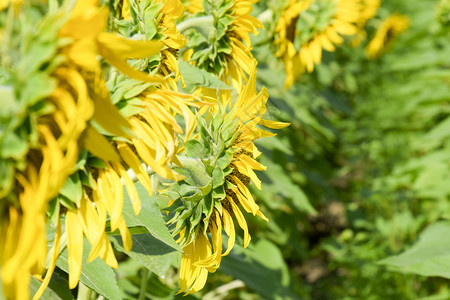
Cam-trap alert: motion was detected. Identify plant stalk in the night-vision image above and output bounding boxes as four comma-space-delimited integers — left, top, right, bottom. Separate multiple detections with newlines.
138, 268, 150, 300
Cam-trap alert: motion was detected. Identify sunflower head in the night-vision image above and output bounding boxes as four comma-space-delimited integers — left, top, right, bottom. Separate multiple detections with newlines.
0, 0, 181, 297
182, 0, 262, 89
0, 7, 92, 299
159, 61, 288, 294
365, 14, 410, 59
274, 0, 362, 89
111, 0, 186, 86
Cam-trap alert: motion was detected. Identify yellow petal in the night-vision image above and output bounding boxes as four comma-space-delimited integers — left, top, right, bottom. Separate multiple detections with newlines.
259, 119, 290, 129
117, 142, 153, 195
32, 219, 61, 300
231, 175, 259, 215
196, 211, 222, 268
96, 33, 164, 59
118, 219, 132, 252
221, 209, 235, 256
66, 210, 84, 289
82, 125, 120, 162
113, 162, 142, 215
97, 167, 123, 231
228, 196, 251, 248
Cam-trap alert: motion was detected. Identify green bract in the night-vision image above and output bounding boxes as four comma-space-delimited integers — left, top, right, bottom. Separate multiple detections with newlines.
111, 0, 167, 71
163, 106, 239, 247
182, 0, 235, 76
295, 0, 338, 46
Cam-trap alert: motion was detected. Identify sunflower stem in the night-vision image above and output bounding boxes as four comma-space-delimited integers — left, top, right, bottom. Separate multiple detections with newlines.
176, 16, 214, 36
76, 282, 91, 300
138, 268, 150, 300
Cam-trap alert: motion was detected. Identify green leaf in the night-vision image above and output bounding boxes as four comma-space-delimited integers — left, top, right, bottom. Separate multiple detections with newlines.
379, 221, 450, 278
212, 166, 225, 188
0, 85, 16, 118
122, 183, 181, 251
180, 157, 212, 188
141, 0, 163, 19
20, 41, 58, 77
216, 150, 233, 169
258, 155, 316, 215
144, 20, 157, 40
117, 100, 145, 118
20, 72, 56, 107
56, 239, 122, 300
47, 197, 61, 226
123, 82, 152, 99
29, 271, 74, 300
57, 195, 77, 211
178, 61, 230, 89
110, 233, 178, 277
184, 140, 205, 158
1, 131, 29, 160
59, 172, 82, 207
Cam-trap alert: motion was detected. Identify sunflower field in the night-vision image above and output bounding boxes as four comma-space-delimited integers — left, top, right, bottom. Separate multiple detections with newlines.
0, 0, 449, 299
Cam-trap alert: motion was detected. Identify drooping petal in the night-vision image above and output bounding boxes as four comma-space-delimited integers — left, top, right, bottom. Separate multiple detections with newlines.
33, 219, 61, 300
221, 208, 236, 256
66, 210, 84, 289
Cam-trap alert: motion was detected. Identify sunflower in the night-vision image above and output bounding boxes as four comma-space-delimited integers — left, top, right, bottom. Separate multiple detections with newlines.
350, 0, 381, 46
0, 7, 95, 299
182, 0, 263, 90
0, 0, 173, 297
365, 14, 410, 59
274, 0, 362, 89
161, 60, 289, 294
115, 0, 187, 88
